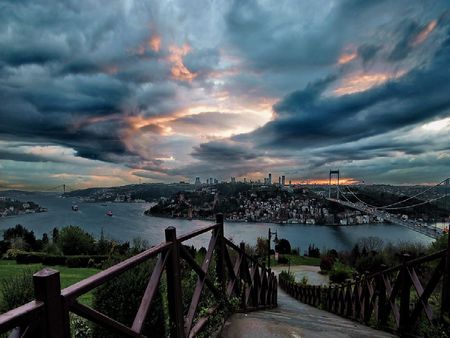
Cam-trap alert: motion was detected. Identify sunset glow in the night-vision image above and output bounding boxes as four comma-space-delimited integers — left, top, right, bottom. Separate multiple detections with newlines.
413, 20, 437, 46
168, 45, 197, 81
333, 71, 405, 96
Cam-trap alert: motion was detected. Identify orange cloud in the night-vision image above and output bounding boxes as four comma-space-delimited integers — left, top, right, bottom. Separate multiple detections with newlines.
149, 36, 161, 52
413, 20, 437, 46
333, 70, 405, 96
167, 45, 197, 81
292, 178, 359, 185
338, 52, 357, 65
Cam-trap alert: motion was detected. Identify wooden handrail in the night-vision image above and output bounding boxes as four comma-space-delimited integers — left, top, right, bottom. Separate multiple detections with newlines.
0, 216, 278, 338
0, 301, 44, 333
279, 246, 450, 336
62, 241, 171, 300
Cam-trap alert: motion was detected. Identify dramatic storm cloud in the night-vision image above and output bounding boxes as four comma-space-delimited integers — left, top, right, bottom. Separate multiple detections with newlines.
0, 0, 449, 189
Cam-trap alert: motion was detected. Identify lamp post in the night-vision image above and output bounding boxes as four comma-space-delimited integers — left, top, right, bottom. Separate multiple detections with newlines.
267, 228, 278, 268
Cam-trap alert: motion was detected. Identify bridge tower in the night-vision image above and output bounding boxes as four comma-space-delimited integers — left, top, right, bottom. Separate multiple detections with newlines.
328, 170, 340, 200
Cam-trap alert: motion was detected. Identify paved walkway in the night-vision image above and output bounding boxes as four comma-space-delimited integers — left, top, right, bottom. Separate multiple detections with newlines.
220, 287, 396, 338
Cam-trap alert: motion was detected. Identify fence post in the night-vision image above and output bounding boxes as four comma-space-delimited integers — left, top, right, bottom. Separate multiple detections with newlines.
399, 254, 411, 335
33, 268, 70, 338
215, 214, 226, 295
441, 232, 450, 320
165, 227, 185, 338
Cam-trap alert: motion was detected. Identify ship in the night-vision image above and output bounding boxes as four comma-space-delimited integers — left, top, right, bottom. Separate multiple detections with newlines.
106, 210, 113, 216
71, 204, 79, 211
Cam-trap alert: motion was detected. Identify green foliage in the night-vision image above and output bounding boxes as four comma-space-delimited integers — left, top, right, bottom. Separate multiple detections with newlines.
66, 255, 107, 268
320, 256, 334, 272
58, 226, 95, 255
70, 314, 92, 338
256, 237, 268, 257
429, 234, 448, 253
275, 238, 291, 254
3, 224, 37, 251
15, 251, 46, 264
329, 263, 353, 284
279, 270, 295, 284
92, 259, 165, 338
0, 267, 36, 312
299, 275, 309, 286
355, 254, 387, 274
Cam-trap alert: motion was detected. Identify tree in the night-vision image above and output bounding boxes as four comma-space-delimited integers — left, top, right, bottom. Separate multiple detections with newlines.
52, 227, 59, 243
58, 226, 95, 255
42, 233, 49, 245
275, 239, 291, 254
3, 224, 37, 250
256, 237, 268, 257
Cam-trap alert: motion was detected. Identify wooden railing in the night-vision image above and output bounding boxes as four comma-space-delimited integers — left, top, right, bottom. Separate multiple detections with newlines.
0, 214, 277, 338
280, 239, 450, 336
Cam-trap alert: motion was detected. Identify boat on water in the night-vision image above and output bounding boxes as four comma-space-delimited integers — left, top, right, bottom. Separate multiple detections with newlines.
71, 204, 79, 211
106, 210, 113, 216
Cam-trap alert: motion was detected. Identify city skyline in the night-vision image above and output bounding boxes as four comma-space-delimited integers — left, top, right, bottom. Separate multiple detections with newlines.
1, 1, 450, 190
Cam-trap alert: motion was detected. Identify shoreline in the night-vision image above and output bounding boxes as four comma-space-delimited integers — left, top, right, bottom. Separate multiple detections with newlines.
144, 213, 382, 227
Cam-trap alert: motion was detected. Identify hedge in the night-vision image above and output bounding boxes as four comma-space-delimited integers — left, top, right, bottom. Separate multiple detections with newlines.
15, 252, 107, 267
66, 255, 108, 268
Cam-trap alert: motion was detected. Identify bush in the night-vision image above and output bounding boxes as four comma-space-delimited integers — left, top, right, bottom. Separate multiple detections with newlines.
355, 254, 387, 274
320, 256, 334, 272
42, 255, 67, 266
93, 260, 165, 338
15, 251, 46, 264
329, 263, 353, 284
58, 226, 95, 255
278, 256, 289, 264
66, 255, 108, 268
0, 268, 37, 312
275, 239, 291, 254
279, 270, 295, 284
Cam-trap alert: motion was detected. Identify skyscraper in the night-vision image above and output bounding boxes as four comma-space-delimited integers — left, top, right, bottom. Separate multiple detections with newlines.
282, 175, 285, 186
195, 177, 201, 186
268, 173, 272, 185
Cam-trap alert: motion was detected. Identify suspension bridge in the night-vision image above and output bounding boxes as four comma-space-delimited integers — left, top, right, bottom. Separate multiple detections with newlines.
326, 171, 449, 239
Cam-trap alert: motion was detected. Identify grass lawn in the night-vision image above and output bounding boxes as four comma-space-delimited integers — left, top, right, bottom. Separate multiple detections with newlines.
0, 260, 99, 307
269, 254, 321, 267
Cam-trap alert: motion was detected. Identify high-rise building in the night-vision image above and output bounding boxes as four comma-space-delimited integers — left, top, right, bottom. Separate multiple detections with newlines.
278, 176, 281, 185
244, 177, 247, 183
268, 173, 272, 185
195, 177, 201, 186
209, 177, 213, 185
282, 175, 286, 186
214, 179, 218, 184
231, 177, 236, 183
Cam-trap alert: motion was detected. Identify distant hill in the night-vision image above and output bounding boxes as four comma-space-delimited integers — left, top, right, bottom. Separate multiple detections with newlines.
63, 183, 195, 202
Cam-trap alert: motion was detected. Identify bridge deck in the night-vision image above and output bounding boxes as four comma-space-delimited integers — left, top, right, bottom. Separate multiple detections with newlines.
221, 287, 395, 338
327, 198, 443, 239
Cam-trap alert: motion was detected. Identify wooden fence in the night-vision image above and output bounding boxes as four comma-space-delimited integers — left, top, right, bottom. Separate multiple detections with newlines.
280, 238, 450, 336
0, 214, 277, 338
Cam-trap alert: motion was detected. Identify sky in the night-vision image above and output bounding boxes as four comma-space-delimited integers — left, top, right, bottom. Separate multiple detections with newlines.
1, 0, 450, 190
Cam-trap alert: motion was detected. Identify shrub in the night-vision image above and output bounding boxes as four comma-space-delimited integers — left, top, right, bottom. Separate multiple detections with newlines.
275, 239, 291, 254
58, 226, 95, 255
329, 263, 353, 284
15, 251, 47, 264
278, 256, 289, 264
93, 260, 165, 338
279, 270, 295, 284
0, 268, 37, 312
66, 255, 108, 268
320, 256, 334, 272
355, 254, 387, 274
42, 255, 67, 266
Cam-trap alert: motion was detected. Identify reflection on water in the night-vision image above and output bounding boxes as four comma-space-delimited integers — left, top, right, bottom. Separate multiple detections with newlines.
0, 192, 435, 251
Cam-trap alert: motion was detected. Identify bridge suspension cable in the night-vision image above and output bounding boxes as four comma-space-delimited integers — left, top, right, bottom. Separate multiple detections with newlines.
341, 179, 450, 211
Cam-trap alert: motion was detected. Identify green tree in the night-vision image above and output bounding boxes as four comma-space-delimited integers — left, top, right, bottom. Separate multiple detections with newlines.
58, 225, 95, 255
